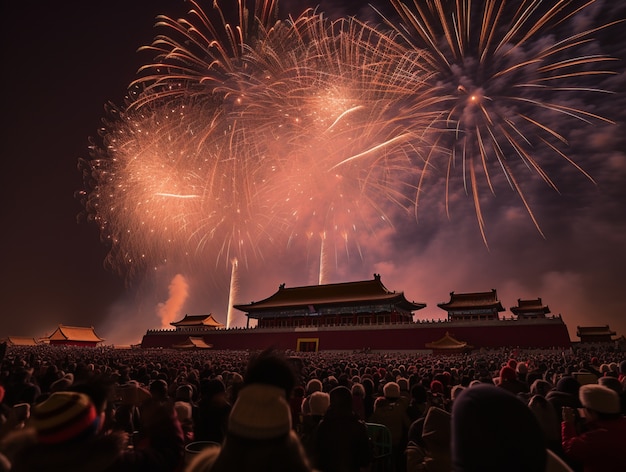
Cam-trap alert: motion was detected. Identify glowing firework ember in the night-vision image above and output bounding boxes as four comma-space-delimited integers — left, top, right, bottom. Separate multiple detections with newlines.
376, 0, 619, 243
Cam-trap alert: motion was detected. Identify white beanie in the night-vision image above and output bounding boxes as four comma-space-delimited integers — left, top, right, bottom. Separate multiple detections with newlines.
228, 384, 292, 439
309, 391, 330, 416
383, 381, 400, 399
579, 384, 620, 414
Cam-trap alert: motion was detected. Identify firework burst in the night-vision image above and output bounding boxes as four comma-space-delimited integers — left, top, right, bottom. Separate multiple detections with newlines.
79, 0, 443, 283
376, 0, 619, 244
227, 11, 443, 278
79, 0, 286, 280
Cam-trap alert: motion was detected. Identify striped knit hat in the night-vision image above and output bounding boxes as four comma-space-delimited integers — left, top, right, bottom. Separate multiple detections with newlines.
30, 392, 100, 444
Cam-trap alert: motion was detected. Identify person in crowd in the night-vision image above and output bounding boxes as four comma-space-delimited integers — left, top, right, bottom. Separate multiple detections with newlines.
406, 383, 428, 423
113, 380, 151, 436
351, 382, 366, 420
187, 383, 312, 472
148, 379, 170, 403
528, 394, 562, 456
369, 381, 411, 472
186, 349, 313, 472
0, 344, 623, 471
301, 378, 323, 416
618, 360, 626, 384
3, 367, 40, 407
547, 376, 582, 423
530, 379, 554, 398
410, 406, 451, 472
427, 380, 447, 410
3, 391, 124, 471
174, 384, 195, 444
290, 385, 305, 430
561, 384, 626, 472
397, 378, 411, 399
452, 383, 572, 472
299, 390, 330, 458
311, 386, 372, 472
193, 378, 231, 444
225, 372, 243, 405
497, 365, 529, 395
3, 388, 185, 472
361, 377, 377, 420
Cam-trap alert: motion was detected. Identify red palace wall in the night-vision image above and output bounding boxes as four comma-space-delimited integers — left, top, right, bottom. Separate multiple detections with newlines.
141, 318, 571, 351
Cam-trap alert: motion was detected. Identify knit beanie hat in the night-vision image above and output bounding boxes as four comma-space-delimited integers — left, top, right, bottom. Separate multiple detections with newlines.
383, 381, 401, 399
451, 385, 465, 401
50, 373, 74, 393
452, 384, 546, 472
200, 378, 226, 398
30, 392, 100, 444
430, 380, 444, 394
305, 378, 323, 395
176, 384, 193, 402
422, 407, 451, 447
530, 379, 553, 397
309, 391, 330, 416
228, 384, 291, 439
556, 376, 580, 396
579, 384, 620, 414
150, 379, 168, 398
329, 386, 353, 414
499, 366, 516, 382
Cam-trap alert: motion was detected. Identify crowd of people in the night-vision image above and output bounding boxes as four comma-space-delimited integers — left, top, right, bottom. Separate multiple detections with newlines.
0, 343, 624, 471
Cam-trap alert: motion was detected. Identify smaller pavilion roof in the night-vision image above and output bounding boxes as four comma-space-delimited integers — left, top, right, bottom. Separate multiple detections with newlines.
6, 336, 40, 346
171, 314, 224, 328
171, 337, 213, 349
437, 289, 504, 312
576, 325, 616, 336
425, 332, 470, 350
48, 325, 104, 343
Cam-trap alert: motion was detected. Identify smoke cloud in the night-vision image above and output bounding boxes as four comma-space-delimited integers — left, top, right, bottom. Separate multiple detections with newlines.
157, 274, 189, 328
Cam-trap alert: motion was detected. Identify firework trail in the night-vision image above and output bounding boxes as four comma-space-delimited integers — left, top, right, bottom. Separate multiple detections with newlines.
226, 257, 240, 327
79, 0, 443, 285
375, 0, 619, 244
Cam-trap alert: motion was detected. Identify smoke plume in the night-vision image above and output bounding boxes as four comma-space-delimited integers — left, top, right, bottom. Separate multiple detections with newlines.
157, 274, 189, 328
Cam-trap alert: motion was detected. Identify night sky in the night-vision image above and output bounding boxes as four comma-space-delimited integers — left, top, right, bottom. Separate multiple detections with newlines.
2, 0, 625, 345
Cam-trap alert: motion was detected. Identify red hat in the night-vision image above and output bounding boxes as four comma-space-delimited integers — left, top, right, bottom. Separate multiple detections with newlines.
430, 380, 444, 394
499, 366, 516, 382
